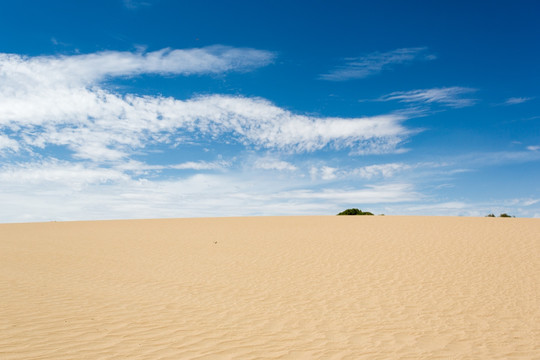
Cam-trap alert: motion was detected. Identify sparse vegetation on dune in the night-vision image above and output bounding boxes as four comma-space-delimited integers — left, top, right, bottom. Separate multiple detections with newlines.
337, 208, 374, 216
499, 213, 514, 218
486, 213, 515, 218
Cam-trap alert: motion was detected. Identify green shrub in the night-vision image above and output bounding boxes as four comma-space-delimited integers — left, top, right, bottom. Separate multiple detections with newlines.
337, 208, 374, 216
486, 214, 495, 217
499, 213, 513, 218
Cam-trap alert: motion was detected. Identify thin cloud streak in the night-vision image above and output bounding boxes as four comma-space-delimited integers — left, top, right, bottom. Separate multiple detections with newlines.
123, 0, 155, 10
503, 97, 533, 105
0, 46, 275, 88
114, 159, 231, 172
377, 87, 478, 108
351, 163, 411, 179
0, 160, 129, 186
254, 158, 297, 171
320, 47, 435, 81
275, 183, 419, 203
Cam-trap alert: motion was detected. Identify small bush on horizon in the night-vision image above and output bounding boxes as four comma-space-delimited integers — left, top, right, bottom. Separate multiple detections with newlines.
499, 213, 514, 218
486, 214, 495, 217
337, 208, 374, 216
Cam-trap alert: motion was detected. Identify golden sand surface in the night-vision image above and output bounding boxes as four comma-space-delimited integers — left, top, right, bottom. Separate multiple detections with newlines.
1, 216, 539, 359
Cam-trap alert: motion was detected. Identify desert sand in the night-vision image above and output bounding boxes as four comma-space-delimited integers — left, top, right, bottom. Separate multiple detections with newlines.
1, 216, 539, 359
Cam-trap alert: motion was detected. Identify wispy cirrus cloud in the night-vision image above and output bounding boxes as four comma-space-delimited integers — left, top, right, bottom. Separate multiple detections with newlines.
351, 162, 411, 179
376, 87, 478, 108
275, 183, 419, 203
0, 46, 275, 89
320, 47, 435, 81
503, 97, 534, 105
115, 159, 231, 172
0, 92, 411, 160
170, 161, 230, 170
254, 158, 297, 171
307, 162, 412, 182
0, 48, 414, 161
0, 160, 129, 186
123, 0, 157, 10
308, 166, 338, 181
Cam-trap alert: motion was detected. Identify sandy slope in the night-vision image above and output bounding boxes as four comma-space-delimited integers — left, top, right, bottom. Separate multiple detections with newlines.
1, 216, 539, 359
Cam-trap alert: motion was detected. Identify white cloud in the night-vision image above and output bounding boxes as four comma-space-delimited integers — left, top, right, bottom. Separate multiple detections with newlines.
309, 166, 319, 180
123, 0, 155, 10
462, 150, 540, 166
382, 195, 540, 218
527, 145, 540, 151
504, 97, 533, 105
0, 46, 274, 90
0, 134, 19, 152
254, 158, 297, 171
320, 47, 435, 81
275, 183, 419, 203
351, 162, 411, 179
0, 47, 425, 222
508, 198, 540, 206
0, 48, 413, 161
320, 166, 337, 180
379, 201, 485, 217
113, 159, 230, 172
408, 201, 468, 211
0, 160, 128, 187
308, 166, 338, 180
308, 162, 413, 181
170, 160, 229, 170
0, 159, 420, 222
377, 87, 477, 108
520, 200, 539, 207
383, 194, 540, 217
2, 92, 410, 160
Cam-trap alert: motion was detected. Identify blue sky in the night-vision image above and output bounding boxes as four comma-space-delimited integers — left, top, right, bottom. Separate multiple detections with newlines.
0, 0, 539, 222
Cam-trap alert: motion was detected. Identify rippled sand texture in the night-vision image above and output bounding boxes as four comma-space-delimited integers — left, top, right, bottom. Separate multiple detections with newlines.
1, 216, 539, 359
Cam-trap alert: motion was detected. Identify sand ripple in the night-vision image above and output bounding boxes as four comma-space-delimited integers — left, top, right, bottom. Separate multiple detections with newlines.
1, 216, 539, 359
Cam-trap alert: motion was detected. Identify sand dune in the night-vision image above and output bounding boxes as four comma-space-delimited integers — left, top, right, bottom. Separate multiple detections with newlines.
1, 216, 539, 359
